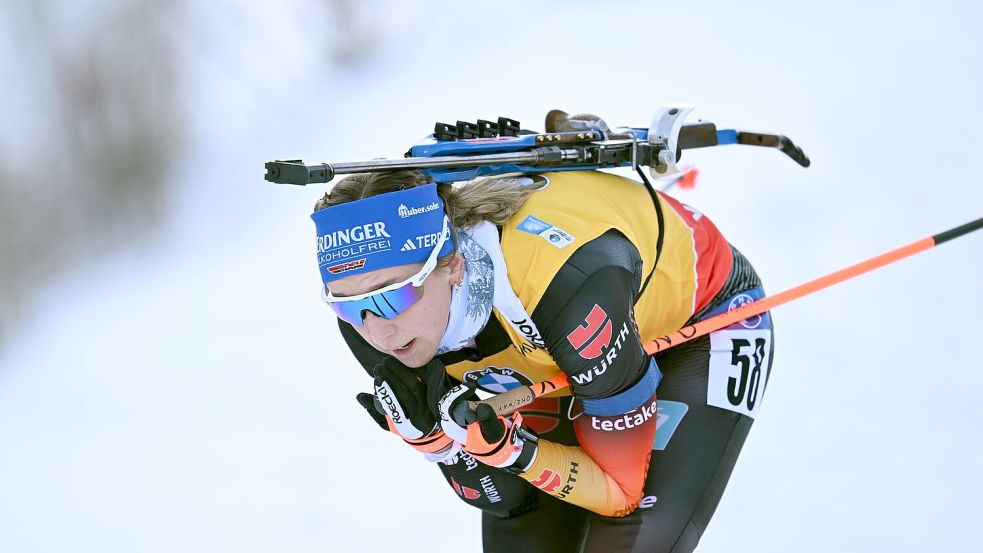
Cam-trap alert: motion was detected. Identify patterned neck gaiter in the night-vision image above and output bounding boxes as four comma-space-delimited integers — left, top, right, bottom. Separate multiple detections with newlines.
436, 227, 495, 354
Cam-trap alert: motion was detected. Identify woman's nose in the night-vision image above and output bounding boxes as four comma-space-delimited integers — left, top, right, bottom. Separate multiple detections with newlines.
362, 312, 398, 345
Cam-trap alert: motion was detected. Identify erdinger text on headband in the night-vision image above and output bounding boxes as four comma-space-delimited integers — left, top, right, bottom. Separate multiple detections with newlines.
312, 182, 454, 283
322, 216, 450, 326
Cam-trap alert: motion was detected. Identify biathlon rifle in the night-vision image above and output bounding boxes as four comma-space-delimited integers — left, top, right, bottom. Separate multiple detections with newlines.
264, 104, 811, 186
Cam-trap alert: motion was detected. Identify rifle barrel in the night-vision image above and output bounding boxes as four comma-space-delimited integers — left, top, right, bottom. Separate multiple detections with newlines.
266, 147, 581, 185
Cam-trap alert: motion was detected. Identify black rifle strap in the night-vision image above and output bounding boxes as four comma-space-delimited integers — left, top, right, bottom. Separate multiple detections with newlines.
635, 167, 665, 299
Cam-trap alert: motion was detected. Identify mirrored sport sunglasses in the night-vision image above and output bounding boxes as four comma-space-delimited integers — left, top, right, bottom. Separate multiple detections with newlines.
321, 217, 451, 326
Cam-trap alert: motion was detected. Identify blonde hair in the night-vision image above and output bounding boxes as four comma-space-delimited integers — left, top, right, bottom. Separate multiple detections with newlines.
313, 170, 542, 264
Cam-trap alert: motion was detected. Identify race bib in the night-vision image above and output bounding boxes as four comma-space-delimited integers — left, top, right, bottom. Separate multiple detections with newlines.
707, 329, 772, 418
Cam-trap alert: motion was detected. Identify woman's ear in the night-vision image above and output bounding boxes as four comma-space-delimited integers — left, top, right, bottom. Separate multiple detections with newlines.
448, 252, 465, 285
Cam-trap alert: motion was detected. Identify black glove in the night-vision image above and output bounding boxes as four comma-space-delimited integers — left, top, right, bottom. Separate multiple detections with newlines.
357, 357, 457, 459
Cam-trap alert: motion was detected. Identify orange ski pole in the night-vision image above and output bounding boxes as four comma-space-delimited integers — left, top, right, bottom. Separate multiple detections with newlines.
473, 216, 983, 417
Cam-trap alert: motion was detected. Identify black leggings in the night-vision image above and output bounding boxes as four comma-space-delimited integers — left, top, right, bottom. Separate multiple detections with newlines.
482, 325, 774, 553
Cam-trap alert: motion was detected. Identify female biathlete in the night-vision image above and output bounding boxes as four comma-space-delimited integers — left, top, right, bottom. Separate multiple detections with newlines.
312, 162, 775, 552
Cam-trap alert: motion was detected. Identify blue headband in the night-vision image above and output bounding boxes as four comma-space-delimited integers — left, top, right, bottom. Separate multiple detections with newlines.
312, 183, 455, 284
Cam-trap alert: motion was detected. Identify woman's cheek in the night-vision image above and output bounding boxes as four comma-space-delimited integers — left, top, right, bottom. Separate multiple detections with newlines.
359, 328, 383, 351
421, 304, 444, 343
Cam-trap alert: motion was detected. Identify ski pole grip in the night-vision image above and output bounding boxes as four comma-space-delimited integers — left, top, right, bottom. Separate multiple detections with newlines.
468, 387, 537, 420
779, 136, 811, 167
449, 385, 539, 426
457, 374, 570, 424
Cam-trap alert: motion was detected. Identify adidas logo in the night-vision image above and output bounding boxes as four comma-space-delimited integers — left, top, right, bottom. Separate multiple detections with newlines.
399, 239, 417, 251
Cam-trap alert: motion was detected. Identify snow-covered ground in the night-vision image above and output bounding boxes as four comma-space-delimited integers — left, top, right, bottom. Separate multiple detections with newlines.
1, 1, 981, 551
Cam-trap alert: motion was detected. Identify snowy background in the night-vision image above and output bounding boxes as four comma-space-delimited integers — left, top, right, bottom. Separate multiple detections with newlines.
1, 1, 981, 552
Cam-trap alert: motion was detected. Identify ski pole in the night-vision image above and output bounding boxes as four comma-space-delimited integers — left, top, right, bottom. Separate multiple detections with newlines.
460, 216, 983, 421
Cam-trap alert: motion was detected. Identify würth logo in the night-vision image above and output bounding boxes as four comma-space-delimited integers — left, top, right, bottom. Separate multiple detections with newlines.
566, 304, 613, 360
451, 478, 480, 500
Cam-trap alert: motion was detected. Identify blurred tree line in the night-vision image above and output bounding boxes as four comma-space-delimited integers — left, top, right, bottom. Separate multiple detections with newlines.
0, 1, 185, 349
0, 0, 375, 350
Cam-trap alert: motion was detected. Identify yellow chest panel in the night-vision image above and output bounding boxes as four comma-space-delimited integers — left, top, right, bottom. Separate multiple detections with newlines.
444, 171, 704, 394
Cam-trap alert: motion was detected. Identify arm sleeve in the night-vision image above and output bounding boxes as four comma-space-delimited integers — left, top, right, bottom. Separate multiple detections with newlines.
516, 230, 662, 517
